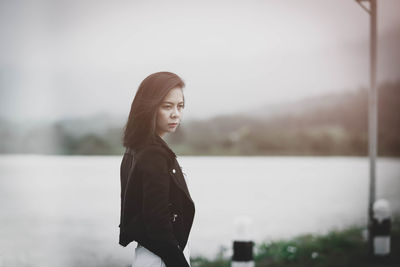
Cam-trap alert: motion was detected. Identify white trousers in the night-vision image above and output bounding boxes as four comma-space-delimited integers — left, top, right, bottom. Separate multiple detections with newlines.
132, 241, 191, 267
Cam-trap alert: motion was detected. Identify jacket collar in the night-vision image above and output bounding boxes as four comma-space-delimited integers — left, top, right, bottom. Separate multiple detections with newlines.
153, 134, 177, 159
125, 135, 177, 159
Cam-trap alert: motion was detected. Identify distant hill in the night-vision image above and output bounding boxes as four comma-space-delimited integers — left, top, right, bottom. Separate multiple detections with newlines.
0, 81, 399, 156
166, 81, 400, 156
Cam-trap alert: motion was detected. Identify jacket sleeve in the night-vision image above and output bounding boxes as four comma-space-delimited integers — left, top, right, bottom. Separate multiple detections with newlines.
136, 146, 190, 267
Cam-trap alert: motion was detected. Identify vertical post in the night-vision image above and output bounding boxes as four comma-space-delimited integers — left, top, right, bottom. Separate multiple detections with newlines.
232, 216, 254, 267
368, 0, 378, 257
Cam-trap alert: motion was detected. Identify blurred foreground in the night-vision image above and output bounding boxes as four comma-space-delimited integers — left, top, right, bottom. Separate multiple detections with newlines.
1, 155, 399, 266
191, 216, 400, 267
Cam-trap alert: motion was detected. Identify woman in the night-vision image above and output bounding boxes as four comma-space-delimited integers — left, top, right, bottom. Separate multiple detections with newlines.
119, 72, 195, 267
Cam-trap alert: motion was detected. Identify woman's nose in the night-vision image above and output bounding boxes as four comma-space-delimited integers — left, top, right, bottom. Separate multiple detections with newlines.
171, 107, 180, 118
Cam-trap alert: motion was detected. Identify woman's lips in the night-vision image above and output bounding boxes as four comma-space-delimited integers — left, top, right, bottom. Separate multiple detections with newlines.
168, 123, 178, 127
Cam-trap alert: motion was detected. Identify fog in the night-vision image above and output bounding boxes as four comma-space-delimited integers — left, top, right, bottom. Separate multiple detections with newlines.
1, 0, 400, 122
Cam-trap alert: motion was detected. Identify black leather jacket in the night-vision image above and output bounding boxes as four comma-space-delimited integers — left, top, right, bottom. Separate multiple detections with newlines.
119, 135, 195, 267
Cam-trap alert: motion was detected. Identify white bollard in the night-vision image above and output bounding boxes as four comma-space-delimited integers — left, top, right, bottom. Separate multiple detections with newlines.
372, 199, 391, 256
231, 216, 254, 267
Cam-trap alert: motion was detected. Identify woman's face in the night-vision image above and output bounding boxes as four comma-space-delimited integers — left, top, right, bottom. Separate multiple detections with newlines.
156, 87, 184, 137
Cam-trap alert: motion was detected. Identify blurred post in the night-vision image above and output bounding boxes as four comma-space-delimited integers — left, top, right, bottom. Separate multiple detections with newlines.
232, 216, 254, 267
354, 0, 378, 257
368, 0, 378, 257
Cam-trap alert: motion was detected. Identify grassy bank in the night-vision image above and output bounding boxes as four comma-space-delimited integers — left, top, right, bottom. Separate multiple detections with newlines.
191, 217, 400, 267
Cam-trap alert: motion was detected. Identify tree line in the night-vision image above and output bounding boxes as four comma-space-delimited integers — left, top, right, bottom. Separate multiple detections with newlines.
1, 81, 399, 156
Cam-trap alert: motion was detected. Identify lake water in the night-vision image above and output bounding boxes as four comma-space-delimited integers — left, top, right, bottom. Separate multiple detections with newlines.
0, 155, 399, 267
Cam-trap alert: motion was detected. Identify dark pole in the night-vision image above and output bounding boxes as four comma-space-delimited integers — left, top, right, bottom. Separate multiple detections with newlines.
368, 0, 377, 257
354, 0, 378, 257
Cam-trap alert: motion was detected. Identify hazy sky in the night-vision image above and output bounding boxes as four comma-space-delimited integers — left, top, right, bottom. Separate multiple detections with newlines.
1, 0, 400, 122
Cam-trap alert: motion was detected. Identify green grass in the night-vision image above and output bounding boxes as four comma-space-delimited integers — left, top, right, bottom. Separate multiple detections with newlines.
191, 217, 400, 267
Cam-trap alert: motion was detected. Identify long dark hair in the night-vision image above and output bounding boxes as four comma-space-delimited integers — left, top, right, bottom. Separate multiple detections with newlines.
123, 72, 185, 149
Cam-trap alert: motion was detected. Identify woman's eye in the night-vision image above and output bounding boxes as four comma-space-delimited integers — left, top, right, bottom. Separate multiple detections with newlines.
163, 106, 171, 109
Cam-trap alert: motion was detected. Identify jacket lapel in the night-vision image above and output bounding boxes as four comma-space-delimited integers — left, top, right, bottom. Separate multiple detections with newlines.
154, 135, 194, 204
169, 159, 194, 204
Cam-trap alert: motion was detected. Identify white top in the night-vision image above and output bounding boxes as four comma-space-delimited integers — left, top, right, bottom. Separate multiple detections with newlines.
133, 239, 191, 267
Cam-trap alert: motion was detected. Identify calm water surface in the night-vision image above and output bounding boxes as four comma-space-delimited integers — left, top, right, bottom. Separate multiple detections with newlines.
0, 155, 399, 266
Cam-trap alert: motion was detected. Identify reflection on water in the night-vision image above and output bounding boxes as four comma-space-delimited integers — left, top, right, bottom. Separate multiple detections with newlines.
0, 155, 399, 266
